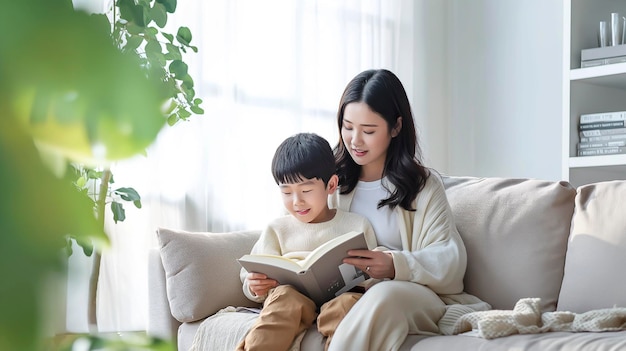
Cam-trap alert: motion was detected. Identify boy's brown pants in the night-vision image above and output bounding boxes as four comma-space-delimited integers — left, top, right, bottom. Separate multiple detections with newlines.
235, 285, 362, 351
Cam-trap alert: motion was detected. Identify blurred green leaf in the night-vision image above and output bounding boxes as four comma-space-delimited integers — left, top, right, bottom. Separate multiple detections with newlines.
169, 60, 188, 78
176, 26, 192, 46
146, 26, 159, 37
151, 2, 168, 28
156, 0, 177, 13
118, 0, 144, 27
0, 118, 105, 351
191, 105, 205, 115
76, 175, 87, 188
165, 43, 182, 60
0, 0, 202, 349
181, 74, 195, 89
178, 108, 192, 119
162, 32, 174, 43
111, 201, 126, 223
115, 187, 142, 208
125, 34, 144, 52
167, 114, 178, 126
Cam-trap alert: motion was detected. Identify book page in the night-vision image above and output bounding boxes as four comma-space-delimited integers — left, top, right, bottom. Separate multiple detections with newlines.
300, 231, 364, 269
238, 254, 303, 274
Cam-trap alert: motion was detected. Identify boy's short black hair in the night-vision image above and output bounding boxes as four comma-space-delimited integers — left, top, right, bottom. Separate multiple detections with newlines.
272, 133, 335, 186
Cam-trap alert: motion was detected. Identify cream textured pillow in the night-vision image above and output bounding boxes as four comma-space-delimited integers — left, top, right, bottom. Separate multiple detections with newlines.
157, 228, 262, 323
557, 180, 626, 313
443, 176, 576, 311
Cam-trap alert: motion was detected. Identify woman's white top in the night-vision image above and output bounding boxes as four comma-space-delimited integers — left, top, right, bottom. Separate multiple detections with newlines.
350, 178, 401, 250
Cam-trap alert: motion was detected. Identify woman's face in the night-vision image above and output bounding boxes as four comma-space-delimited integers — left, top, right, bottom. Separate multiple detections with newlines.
341, 102, 399, 181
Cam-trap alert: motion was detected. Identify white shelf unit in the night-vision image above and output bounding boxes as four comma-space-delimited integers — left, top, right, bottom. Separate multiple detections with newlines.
563, 0, 626, 187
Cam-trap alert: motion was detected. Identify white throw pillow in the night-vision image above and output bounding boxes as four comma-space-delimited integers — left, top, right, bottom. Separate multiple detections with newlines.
443, 176, 576, 312
157, 227, 261, 323
557, 180, 626, 313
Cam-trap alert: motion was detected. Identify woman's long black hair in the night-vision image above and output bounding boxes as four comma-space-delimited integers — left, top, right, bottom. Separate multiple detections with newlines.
333, 69, 429, 211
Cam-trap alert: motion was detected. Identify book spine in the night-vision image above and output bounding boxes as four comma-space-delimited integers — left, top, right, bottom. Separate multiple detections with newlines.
577, 146, 626, 156
579, 111, 626, 124
578, 120, 625, 130
580, 133, 626, 142
581, 58, 607, 68
579, 127, 626, 138
577, 140, 626, 149
581, 57, 626, 67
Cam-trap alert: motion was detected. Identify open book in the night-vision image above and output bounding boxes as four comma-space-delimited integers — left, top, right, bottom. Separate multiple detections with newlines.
238, 231, 370, 306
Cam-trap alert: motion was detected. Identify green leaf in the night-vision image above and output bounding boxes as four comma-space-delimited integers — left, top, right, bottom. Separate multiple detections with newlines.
190, 105, 204, 115
169, 60, 188, 78
87, 170, 102, 179
145, 38, 162, 53
76, 176, 87, 188
156, 0, 177, 13
165, 43, 182, 61
180, 74, 194, 89
149, 54, 167, 71
145, 39, 164, 66
162, 32, 174, 43
124, 34, 143, 52
189, 45, 198, 53
146, 26, 159, 37
79, 241, 94, 256
111, 201, 126, 223
115, 187, 141, 202
193, 98, 203, 105
182, 86, 195, 100
167, 114, 178, 126
176, 26, 192, 46
150, 2, 168, 28
178, 108, 191, 119
125, 22, 143, 35
65, 237, 74, 257
118, 0, 146, 27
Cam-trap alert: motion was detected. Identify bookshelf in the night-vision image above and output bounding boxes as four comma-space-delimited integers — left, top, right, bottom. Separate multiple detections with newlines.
563, 0, 626, 187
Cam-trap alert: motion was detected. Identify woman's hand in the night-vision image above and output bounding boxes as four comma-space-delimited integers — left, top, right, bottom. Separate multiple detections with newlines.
246, 272, 278, 297
343, 249, 395, 279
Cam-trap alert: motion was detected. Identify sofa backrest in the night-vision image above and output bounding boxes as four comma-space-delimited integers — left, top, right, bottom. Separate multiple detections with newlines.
442, 176, 577, 312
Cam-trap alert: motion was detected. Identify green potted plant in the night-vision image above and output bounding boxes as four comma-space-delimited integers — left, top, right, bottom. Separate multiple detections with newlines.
0, 0, 202, 349
70, 0, 204, 333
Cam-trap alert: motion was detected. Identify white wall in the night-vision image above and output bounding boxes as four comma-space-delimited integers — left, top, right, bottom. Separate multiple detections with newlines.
410, 1, 449, 173
417, 0, 564, 181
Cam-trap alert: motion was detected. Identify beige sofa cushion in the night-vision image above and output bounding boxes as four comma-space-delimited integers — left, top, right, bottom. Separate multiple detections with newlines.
157, 228, 262, 323
442, 176, 576, 311
557, 180, 626, 313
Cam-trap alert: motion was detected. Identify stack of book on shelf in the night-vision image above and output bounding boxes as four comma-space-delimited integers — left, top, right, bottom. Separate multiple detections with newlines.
581, 44, 626, 68
578, 111, 626, 156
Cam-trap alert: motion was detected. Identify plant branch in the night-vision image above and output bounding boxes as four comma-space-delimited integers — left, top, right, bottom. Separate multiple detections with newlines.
88, 169, 112, 332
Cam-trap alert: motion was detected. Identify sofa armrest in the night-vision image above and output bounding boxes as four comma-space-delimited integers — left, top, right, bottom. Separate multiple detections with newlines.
147, 247, 180, 342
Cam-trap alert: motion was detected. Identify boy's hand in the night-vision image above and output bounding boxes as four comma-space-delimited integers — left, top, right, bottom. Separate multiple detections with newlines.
246, 272, 279, 297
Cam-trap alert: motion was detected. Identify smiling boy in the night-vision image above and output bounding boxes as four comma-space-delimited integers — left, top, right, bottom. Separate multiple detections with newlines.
237, 132, 376, 351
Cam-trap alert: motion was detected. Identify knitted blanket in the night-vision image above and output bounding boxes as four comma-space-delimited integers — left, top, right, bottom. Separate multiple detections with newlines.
451, 298, 626, 339
188, 306, 304, 351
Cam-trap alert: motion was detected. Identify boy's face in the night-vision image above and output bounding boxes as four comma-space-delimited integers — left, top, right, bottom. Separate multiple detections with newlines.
279, 175, 338, 224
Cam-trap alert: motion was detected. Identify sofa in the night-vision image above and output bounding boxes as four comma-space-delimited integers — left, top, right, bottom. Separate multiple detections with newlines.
148, 175, 626, 350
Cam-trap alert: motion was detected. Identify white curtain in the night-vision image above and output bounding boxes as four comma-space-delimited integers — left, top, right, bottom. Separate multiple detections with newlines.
66, 0, 417, 333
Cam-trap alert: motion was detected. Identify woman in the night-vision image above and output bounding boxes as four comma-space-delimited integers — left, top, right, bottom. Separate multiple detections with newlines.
325, 69, 488, 350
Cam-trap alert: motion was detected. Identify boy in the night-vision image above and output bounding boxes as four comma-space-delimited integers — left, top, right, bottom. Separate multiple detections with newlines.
237, 132, 377, 351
